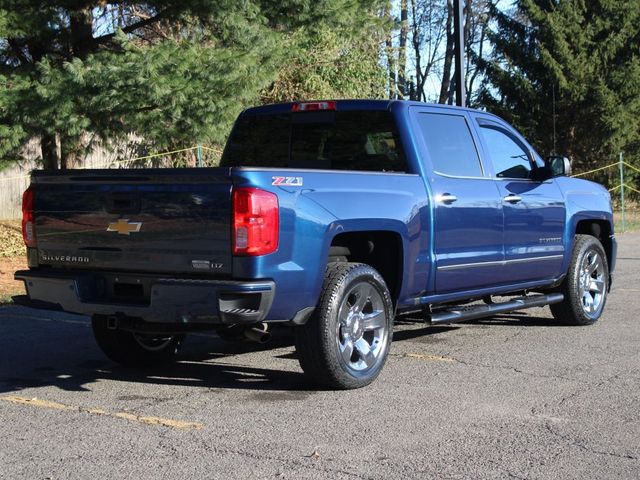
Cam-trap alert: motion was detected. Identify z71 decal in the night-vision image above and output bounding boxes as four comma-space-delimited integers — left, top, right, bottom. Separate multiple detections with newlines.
272, 176, 303, 186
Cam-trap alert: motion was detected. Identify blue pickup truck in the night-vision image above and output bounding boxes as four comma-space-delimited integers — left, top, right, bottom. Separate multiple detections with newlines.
16, 100, 616, 389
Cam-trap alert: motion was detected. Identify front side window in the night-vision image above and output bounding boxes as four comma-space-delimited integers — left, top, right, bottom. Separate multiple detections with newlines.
479, 125, 532, 179
416, 113, 483, 177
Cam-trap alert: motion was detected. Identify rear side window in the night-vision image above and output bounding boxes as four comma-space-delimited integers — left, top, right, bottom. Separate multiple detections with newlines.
221, 111, 408, 172
417, 113, 483, 177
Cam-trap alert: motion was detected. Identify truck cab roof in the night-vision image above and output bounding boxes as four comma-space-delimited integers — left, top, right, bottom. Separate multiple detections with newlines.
242, 99, 486, 116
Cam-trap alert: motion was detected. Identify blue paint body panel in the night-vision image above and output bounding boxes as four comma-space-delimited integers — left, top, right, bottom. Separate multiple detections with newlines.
23, 100, 617, 324
227, 100, 616, 320
231, 168, 429, 320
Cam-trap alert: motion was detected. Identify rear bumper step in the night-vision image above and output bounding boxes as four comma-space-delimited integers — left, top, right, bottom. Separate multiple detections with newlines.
14, 270, 274, 325
428, 293, 564, 324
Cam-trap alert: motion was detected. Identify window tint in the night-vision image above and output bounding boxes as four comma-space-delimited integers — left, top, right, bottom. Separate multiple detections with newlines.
222, 114, 290, 167
221, 111, 408, 172
479, 126, 532, 179
417, 113, 482, 177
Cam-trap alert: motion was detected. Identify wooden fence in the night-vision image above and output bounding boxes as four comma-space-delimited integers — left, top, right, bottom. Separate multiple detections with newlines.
0, 143, 222, 219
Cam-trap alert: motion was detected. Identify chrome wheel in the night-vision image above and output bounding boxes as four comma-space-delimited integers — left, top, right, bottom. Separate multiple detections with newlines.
336, 281, 388, 375
550, 235, 609, 326
133, 334, 176, 352
295, 263, 393, 388
578, 249, 606, 316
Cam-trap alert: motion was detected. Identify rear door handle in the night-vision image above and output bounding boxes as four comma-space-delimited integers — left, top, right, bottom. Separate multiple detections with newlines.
503, 194, 522, 204
437, 193, 458, 204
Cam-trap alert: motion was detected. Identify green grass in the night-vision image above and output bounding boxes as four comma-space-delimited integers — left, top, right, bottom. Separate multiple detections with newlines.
614, 210, 640, 233
0, 294, 14, 305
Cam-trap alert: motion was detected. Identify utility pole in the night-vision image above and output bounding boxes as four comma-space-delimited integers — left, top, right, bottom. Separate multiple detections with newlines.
453, 0, 466, 107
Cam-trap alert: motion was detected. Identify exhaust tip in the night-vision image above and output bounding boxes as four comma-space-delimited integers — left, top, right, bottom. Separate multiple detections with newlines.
243, 324, 272, 344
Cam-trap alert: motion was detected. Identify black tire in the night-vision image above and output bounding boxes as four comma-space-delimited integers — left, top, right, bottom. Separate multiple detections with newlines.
295, 262, 394, 389
550, 235, 609, 326
91, 315, 185, 366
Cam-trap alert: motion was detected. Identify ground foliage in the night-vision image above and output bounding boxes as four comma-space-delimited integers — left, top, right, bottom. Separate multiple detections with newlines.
0, 221, 23, 257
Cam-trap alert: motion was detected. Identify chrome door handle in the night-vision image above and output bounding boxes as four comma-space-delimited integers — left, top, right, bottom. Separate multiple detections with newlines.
437, 193, 458, 204
503, 194, 522, 203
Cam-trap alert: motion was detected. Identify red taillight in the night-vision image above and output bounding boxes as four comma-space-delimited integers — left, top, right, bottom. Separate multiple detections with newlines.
291, 101, 336, 112
22, 186, 36, 247
232, 187, 279, 256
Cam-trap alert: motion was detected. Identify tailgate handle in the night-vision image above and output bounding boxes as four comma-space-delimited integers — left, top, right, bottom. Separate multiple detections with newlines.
106, 194, 141, 214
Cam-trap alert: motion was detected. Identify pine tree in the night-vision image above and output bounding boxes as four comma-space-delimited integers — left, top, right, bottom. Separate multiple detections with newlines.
478, 0, 640, 172
261, 18, 387, 102
0, 1, 384, 170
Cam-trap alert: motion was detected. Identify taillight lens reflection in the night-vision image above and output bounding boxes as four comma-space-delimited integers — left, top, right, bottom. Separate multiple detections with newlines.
232, 187, 279, 256
22, 186, 36, 247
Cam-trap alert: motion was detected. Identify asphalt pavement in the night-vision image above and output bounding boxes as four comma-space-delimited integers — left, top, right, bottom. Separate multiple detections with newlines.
1, 233, 639, 479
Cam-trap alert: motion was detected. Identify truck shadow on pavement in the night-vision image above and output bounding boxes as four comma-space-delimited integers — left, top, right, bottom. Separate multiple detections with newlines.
0, 307, 557, 395
471, 312, 566, 327
392, 311, 562, 342
0, 320, 312, 394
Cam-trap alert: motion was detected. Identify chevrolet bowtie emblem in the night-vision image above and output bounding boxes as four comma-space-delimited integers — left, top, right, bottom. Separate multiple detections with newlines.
107, 219, 142, 235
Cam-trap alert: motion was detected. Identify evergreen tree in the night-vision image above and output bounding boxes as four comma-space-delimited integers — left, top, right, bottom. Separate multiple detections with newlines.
478, 0, 640, 172
261, 22, 387, 103
0, 1, 384, 170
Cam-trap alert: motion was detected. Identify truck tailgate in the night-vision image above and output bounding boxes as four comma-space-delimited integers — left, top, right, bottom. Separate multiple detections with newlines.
31, 168, 233, 276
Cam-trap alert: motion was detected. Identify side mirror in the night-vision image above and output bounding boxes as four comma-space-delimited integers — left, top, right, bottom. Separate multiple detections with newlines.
546, 155, 571, 177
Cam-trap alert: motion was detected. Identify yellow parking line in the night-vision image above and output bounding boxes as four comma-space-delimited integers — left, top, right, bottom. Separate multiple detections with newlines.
0, 395, 203, 430
113, 412, 203, 430
1, 396, 75, 411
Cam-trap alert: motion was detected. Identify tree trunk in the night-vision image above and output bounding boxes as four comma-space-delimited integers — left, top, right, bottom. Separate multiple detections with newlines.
463, 0, 474, 102
60, 7, 93, 169
41, 133, 59, 170
439, 0, 454, 104
384, 7, 397, 99
61, 140, 71, 170
410, 0, 422, 101
467, 20, 485, 103
69, 7, 94, 59
398, 0, 408, 99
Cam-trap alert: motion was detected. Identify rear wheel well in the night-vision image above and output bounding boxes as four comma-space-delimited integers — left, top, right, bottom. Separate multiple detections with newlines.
575, 220, 613, 266
329, 231, 403, 302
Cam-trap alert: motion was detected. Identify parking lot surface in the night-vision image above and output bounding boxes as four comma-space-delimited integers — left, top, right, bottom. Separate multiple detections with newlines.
1, 233, 639, 479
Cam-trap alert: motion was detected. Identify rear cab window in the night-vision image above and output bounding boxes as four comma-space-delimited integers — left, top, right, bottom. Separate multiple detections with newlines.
221, 110, 408, 173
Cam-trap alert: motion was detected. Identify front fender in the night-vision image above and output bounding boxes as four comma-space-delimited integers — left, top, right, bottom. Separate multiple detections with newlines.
557, 177, 615, 273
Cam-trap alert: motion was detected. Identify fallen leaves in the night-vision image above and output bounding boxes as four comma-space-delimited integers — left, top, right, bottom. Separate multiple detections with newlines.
307, 449, 321, 459
0, 221, 23, 258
